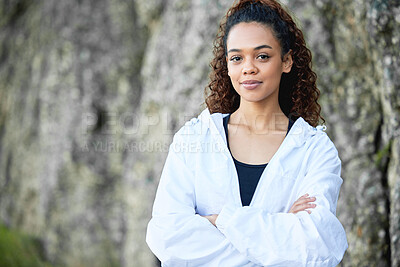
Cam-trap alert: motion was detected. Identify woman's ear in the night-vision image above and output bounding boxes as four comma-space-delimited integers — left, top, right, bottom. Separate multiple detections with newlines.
282, 50, 293, 73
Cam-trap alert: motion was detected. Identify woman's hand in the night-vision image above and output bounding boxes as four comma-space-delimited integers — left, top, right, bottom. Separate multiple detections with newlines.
288, 194, 316, 214
201, 214, 219, 226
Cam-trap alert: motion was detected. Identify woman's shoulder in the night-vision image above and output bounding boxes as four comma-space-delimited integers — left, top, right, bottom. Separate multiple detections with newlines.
293, 117, 338, 152
298, 118, 338, 158
172, 108, 213, 142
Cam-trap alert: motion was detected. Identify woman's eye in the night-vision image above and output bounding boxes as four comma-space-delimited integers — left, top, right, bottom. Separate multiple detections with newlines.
257, 54, 270, 60
230, 56, 242, 62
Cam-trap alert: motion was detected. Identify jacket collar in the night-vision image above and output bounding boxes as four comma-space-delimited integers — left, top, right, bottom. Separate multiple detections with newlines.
197, 108, 323, 148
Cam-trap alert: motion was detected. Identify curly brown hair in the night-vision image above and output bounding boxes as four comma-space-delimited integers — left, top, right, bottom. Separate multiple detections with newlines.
204, 0, 324, 127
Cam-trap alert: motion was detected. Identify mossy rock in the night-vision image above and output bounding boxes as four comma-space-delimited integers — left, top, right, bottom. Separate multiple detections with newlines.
0, 224, 54, 267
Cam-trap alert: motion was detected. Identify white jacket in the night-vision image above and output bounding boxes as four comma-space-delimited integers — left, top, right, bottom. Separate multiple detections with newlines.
146, 108, 348, 267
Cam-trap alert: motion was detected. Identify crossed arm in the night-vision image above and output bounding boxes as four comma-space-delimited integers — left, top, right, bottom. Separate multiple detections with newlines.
202, 194, 317, 226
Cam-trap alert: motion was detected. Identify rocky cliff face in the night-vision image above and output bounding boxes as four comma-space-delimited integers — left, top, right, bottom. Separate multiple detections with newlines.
0, 0, 399, 266
0, 0, 149, 266
299, 0, 400, 265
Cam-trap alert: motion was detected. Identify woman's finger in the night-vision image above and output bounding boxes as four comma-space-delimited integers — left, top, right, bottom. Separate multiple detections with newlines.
291, 204, 314, 213
290, 205, 316, 214
289, 195, 317, 214
292, 197, 316, 207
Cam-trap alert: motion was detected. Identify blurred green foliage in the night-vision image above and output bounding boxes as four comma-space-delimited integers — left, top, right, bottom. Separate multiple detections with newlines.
0, 224, 53, 267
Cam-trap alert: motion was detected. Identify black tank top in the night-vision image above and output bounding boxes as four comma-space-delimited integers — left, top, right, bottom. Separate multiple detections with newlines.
222, 114, 294, 206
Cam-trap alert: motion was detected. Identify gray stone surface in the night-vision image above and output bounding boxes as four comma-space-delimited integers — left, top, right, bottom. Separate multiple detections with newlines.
0, 0, 399, 266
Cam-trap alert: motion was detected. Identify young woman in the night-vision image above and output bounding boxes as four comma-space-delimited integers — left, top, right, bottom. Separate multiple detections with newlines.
146, 0, 348, 266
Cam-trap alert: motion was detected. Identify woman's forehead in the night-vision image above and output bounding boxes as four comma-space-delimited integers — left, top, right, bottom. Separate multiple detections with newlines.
226, 22, 281, 51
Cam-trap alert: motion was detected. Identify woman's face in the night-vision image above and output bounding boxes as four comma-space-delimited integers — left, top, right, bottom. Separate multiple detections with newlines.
226, 22, 292, 104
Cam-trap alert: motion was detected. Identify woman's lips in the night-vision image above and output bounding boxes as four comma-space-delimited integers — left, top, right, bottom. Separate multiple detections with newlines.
241, 80, 262, 90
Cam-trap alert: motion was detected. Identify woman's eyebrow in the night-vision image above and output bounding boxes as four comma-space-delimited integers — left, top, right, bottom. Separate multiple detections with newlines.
227, 44, 273, 54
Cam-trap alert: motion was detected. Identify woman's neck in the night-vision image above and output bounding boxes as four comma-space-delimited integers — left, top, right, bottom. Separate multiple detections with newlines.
230, 98, 288, 134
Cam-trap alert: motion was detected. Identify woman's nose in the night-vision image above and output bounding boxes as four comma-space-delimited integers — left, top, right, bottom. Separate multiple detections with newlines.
242, 60, 258, 74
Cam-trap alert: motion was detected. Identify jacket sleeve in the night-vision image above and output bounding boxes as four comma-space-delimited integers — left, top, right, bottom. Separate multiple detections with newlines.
146, 130, 257, 267
215, 133, 348, 267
